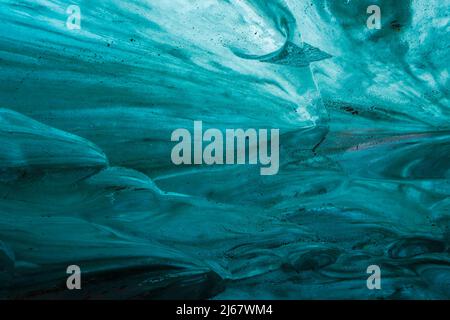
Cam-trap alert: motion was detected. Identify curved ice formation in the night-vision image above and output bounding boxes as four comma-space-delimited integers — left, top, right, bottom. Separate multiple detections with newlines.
0, 0, 449, 299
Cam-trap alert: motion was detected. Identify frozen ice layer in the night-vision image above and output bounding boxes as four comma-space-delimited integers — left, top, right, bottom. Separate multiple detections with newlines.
0, 0, 448, 299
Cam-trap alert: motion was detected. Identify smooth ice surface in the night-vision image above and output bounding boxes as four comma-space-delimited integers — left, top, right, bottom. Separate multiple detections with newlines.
0, 0, 449, 299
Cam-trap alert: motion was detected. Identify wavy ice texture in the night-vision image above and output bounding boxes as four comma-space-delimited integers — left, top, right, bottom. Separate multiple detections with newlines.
0, 0, 449, 299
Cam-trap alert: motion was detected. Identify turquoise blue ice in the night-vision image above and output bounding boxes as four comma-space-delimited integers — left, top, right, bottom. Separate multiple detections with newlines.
0, 0, 449, 299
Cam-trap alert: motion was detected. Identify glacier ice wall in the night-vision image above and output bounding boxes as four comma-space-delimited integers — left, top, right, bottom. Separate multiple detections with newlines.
0, 0, 449, 299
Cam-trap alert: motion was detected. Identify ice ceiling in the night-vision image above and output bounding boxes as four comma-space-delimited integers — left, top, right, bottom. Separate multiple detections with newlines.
0, 0, 449, 299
